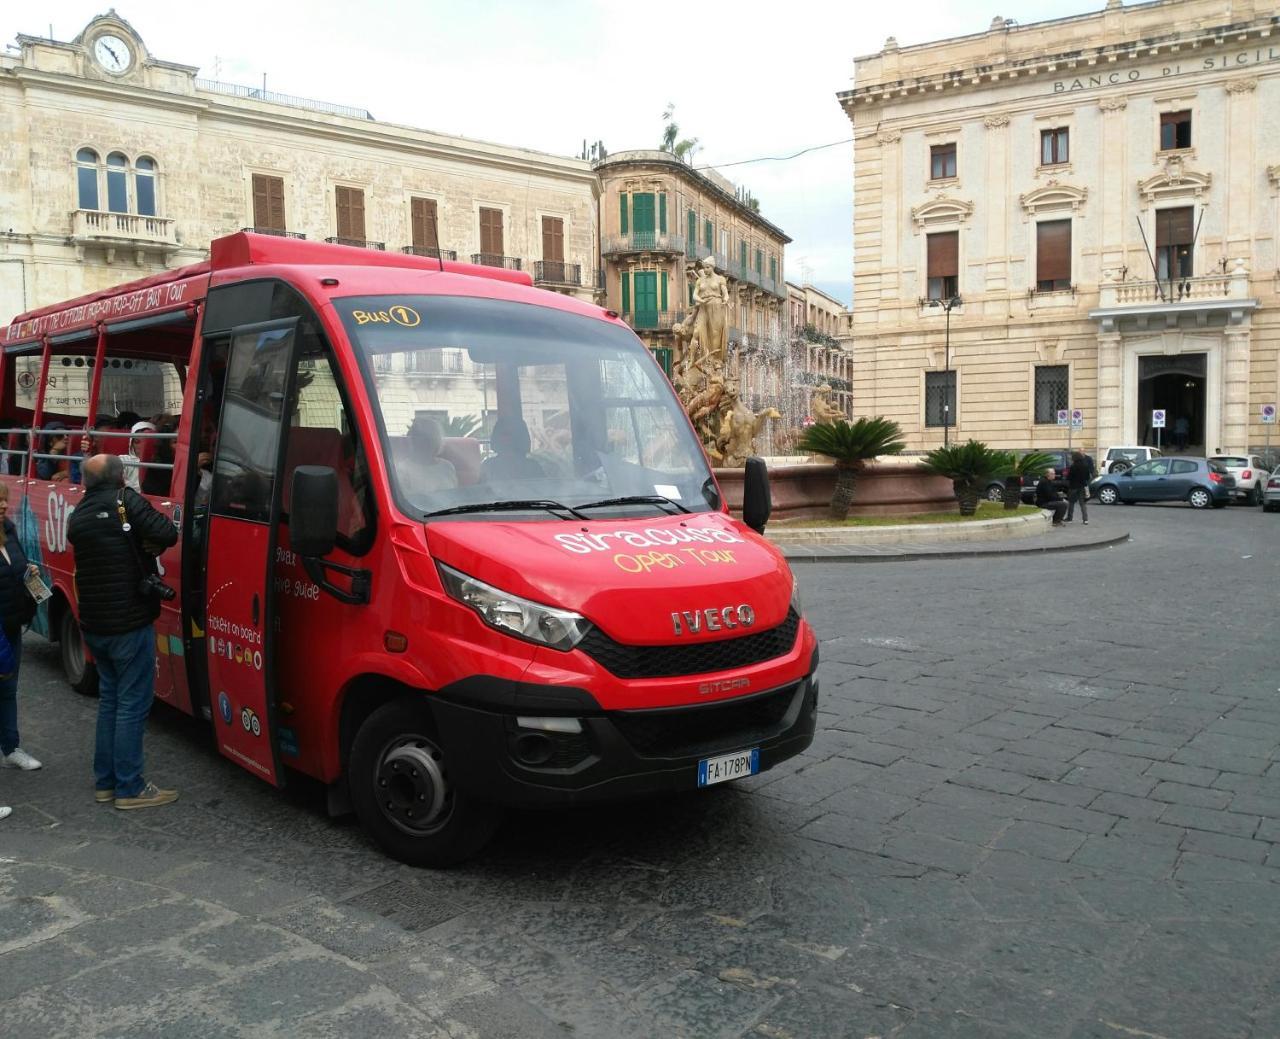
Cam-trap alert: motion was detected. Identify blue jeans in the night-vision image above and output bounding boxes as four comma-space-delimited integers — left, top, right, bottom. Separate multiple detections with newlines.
85, 625, 156, 799
0, 630, 22, 755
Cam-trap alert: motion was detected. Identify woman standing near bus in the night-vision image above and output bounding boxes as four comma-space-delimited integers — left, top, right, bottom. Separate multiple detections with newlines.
0, 482, 43, 777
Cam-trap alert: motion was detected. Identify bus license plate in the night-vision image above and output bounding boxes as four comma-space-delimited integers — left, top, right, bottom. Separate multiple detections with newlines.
697, 748, 760, 787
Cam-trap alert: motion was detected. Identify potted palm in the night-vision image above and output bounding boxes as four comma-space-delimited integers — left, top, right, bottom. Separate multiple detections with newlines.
920, 440, 1009, 516
1003, 451, 1054, 510
797, 417, 906, 520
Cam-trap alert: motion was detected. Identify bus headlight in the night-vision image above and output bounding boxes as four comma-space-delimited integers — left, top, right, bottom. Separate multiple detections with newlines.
790, 573, 804, 617
437, 563, 592, 651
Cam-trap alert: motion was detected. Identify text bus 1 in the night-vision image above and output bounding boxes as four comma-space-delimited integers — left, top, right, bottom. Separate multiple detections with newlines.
0, 232, 818, 865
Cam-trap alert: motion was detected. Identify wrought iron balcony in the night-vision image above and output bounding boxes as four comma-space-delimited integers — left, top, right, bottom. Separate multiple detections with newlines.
324, 236, 385, 250
625, 310, 686, 331
602, 232, 685, 257
533, 261, 582, 287
471, 253, 523, 270
241, 226, 306, 239
687, 241, 712, 262
401, 245, 457, 261
72, 209, 177, 248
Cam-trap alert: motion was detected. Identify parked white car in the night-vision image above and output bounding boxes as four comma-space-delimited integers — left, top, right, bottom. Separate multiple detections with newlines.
1100, 446, 1162, 475
1263, 468, 1280, 513
1208, 454, 1271, 506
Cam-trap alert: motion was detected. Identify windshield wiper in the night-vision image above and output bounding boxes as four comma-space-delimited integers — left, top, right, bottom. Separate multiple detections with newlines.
423, 499, 588, 520
575, 494, 690, 514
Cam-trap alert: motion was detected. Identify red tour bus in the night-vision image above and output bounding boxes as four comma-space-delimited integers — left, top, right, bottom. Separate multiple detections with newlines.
1, 233, 817, 864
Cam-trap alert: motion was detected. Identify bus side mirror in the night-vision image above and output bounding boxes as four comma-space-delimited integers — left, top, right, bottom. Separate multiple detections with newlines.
290, 465, 338, 557
742, 457, 772, 535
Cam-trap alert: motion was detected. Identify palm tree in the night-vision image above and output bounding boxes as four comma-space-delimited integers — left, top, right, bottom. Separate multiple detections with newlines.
920, 440, 1009, 516
797, 417, 906, 519
1003, 451, 1054, 510
661, 104, 699, 164
443, 414, 481, 437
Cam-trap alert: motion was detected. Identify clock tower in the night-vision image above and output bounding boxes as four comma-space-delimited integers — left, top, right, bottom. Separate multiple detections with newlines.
71, 10, 148, 82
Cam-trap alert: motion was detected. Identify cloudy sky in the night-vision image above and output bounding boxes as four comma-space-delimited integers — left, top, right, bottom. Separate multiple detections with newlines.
16, 0, 1088, 304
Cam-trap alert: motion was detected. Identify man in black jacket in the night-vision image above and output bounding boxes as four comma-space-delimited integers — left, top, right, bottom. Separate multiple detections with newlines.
68, 454, 179, 809
1036, 467, 1069, 526
1065, 449, 1092, 524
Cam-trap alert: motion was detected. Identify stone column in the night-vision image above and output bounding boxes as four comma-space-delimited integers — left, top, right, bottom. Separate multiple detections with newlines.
1097, 97, 1128, 274
1222, 327, 1252, 452
982, 115, 1010, 296
1224, 78, 1258, 262
1096, 327, 1124, 447
876, 130, 902, 304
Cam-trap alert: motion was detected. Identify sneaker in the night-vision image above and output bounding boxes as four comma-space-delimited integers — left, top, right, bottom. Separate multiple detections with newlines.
94, 789, 116, 804
114, 783, 178, 811
0, 806, 10, 820
2, 748, 42, 770
1083, 520, 1089, 525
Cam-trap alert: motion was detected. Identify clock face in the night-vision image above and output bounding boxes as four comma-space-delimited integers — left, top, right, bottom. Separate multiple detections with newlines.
93, 34, 132, 74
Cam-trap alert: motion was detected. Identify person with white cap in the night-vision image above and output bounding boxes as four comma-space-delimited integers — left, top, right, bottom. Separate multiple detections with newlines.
121, 420, 155, 492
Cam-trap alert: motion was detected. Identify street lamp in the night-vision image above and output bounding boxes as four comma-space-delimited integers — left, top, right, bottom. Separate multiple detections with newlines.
927, 294, 962, 446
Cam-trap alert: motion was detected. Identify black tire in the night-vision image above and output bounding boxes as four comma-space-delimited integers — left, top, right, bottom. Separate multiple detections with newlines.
1097, 485, 1120, 505
1110, 461, 1132, 474
1188, 487, 1212, 509
984, 483, 1004, 503
1264, 502, 1279, 513
348, 696, 503, 867
1244, 484, 1260, 507
59, 606, 98, 697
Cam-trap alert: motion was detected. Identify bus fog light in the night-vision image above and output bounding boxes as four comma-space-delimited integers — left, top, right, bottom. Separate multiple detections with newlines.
516, 716, 583, 734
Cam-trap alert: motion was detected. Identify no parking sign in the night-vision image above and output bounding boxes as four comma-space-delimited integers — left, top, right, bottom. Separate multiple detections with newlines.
1263, 404, 1277, 425
1152, 409, 1166, 429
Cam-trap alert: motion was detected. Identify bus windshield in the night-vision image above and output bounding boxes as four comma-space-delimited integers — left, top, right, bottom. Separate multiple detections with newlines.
338, 295, 718, 519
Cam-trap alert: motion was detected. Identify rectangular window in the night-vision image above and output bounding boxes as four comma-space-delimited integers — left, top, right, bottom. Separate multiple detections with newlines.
335, 185, 366, 241
252, 174, 286, 233
930, 143, 957, 180
755, 248, 763, 274
541, 215, 564, 262
1035, 220, 1072, 292
739, 241, 748, 272
704, 219, 713, 250
925, 371, 956, 428
926, 231, 958, 301
687, 210, 697, 249
479, 206, 504, 256
770, 256, 777, 282
410, 196, 438, 252
658, 193, 667, 234
1160, 110, 1192, 150
619, 193, 628, 234
720, 229, 729, 256
633, 271, 658, 327
1040, 128, 1069, 165
631, 193, 655, 235
1155, 206, 1194, 281
620, 270, 630, 314
1034, 365, 1069, 424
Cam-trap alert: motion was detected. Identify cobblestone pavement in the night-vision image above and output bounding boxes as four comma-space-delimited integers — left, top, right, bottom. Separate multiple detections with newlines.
1, 502, 1276, 1038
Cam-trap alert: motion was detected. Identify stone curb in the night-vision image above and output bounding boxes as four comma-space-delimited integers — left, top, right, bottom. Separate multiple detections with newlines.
766, 510, 1049, 547
781, 529, 1130, 564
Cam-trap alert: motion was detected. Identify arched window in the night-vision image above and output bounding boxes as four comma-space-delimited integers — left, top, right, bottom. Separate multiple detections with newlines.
135, 156, 157, 217
106, 151, 128, 213
75, 148, 100, 210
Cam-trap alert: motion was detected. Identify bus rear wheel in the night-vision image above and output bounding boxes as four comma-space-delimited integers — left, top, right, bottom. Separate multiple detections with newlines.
348, 697, 502, 867
59, 607, 98, 697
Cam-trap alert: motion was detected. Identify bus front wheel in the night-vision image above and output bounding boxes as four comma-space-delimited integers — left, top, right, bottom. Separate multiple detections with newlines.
59, 607, 99, 697
348, 697, 502, 867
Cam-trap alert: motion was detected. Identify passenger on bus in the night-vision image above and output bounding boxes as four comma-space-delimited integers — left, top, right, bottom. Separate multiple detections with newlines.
4, 432, 28, 476
141, 415, 177, 496
37, 423, 80, 483
395, 417, 457, 500
121, 421, 156, 492
480, 416, 545, 482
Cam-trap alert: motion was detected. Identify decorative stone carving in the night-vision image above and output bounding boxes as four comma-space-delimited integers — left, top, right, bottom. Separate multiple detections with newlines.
1224, 77, 1258, 94
1268, 165, 1280, 189
1019, 182, 1088, 215
876, 130, 902, 145
1138, 164, 1211, 202
982, 114, 1010, 129
910, 195, 975, 229
1098, 96, 1128, 112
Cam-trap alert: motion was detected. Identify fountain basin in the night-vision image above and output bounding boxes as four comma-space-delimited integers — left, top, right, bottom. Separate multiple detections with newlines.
715, 462, 956, 521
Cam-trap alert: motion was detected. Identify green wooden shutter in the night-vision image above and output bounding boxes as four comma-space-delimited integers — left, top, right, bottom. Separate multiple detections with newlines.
620, 270, 630, 313
619, 193, 628, 235
660, 271, 668, 311
756, 248, 763, 273
688, 210, 696, 247
658, 193, 667, 233
632, 193, 655, 234
633, 272, 658, 327
739, 241, 747, 272
704, 219, 712, 249
770, 256, 777, 281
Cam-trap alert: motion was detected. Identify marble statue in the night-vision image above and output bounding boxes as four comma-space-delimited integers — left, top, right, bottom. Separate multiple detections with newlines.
689, 257, 729, 375
809, 383, 844, 425
718, 391, 782, 468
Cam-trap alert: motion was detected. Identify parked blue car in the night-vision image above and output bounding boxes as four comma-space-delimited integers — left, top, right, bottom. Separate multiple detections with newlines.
1091, 456, 1235, 509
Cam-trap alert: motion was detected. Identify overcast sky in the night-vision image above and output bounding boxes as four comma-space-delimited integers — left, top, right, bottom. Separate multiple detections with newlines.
17, 0, 1090, 304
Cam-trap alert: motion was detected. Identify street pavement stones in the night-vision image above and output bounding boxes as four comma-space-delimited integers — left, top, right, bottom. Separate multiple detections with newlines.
0, 503, 1277, 1037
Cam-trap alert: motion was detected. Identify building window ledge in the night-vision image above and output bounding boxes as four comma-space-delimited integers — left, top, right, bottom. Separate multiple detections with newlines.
925, 177, 960, 192
1036, 162, 1073, 177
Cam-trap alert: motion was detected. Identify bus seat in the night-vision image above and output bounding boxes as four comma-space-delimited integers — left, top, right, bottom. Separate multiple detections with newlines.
282, 427, 358, 534
97, 427, 130, 457
439, 437, 481, 486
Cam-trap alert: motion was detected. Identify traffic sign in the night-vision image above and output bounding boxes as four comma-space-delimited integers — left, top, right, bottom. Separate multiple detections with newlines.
1152, 409, 1166, 429
1071, 408, 1084, 430
1263, 404, 1277, 425
1056, 409, 1069, 427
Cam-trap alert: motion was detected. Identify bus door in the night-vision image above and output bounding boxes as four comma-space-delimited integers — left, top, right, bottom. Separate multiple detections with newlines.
199, 318, 299, 786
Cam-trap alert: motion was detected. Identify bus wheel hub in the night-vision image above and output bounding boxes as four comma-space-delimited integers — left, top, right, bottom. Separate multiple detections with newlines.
377, 739, 447, 831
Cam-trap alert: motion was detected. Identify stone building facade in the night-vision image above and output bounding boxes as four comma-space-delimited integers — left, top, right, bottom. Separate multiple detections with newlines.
787, 282, 854, 420
0, 12, 600, 325
839, 0, 1279, 456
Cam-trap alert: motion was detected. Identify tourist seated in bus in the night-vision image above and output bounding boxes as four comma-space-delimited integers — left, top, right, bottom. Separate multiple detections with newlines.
141, 414, 177, 496
121, 420, 156, 492
37, 422, 80, 483
395, 417, 457, 500
480, 416, 545, 482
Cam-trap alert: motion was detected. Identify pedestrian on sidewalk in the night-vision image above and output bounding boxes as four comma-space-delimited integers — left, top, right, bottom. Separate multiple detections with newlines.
1065, 450, 1092, 524
0, 481, 43, 780
67, 454, 179, 810
1036, 468, 1069, 526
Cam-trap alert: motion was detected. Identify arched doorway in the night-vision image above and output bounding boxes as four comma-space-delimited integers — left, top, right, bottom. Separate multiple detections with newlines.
1137, 353, 1206, 453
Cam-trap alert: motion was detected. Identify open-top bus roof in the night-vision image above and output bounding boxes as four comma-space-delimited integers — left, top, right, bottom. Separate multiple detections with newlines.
3, 231, 604, 349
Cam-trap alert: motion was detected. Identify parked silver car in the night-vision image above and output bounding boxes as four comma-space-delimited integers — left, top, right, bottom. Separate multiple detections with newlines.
1263, 468, 1280, 513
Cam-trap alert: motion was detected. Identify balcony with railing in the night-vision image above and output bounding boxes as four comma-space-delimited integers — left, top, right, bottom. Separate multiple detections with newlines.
625, 310, 686, 332
687, 241, 712, 262
401, 245, 457, 261
532, 261, 583, 287
1090, 261, 1258, 330
241, 226, 307, 239
471, 253, 523, 270
72, 209, 177, 250
602, 232, 685, 257
325, 236, 385, 250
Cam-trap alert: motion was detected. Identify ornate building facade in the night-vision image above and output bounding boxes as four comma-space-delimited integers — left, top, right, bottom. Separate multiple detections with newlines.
840, 0, 1278, 455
